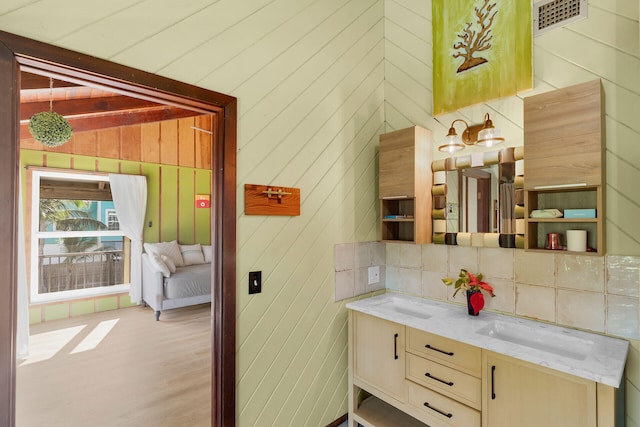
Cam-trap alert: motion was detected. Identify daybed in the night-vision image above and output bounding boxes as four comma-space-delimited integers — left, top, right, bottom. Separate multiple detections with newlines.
141, 240, 212, 320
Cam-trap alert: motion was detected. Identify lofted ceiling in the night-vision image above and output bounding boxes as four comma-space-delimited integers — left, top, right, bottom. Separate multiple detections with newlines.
19, 71, 206, 140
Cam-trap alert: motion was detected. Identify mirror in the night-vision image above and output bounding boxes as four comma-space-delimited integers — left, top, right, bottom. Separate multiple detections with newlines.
448, 163, 515, 234
432, 147, 523, 248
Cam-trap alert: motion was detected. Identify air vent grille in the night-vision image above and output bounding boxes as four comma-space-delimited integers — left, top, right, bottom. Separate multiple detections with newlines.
533, 0, 587, 36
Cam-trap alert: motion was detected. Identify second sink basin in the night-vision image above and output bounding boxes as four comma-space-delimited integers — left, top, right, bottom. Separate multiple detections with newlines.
476, 319, 594, 360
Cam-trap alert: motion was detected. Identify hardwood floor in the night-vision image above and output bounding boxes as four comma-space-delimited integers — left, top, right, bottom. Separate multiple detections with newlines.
17, 304, 212, 427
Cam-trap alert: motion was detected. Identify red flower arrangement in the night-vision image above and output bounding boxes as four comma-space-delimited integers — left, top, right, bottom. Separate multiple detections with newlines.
442, 269, 495, 315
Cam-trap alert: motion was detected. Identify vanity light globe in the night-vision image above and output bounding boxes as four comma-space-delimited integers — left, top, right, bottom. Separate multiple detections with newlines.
438, 135, 465, 153
476, 126, 505, 148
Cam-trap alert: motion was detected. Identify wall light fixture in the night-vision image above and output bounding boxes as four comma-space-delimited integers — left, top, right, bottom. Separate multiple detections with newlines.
438, 113, 504, 153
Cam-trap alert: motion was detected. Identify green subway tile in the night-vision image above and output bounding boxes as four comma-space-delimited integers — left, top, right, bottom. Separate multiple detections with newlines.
71, 300, 95, 317
45, 303, 70, 321
96, 296, 118, 312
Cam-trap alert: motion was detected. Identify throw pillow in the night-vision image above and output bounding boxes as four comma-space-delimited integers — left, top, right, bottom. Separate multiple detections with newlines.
180, 244, 205, 266
201, 245, 212, 263
161, 254, 176, 273
148, 253, 170, 278
144, 240, 184, 267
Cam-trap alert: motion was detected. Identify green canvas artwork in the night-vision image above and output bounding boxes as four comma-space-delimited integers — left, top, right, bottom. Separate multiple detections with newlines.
433, 0, 532, 115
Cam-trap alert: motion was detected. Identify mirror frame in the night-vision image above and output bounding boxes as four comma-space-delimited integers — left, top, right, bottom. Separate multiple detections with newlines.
431, 146, 525, 248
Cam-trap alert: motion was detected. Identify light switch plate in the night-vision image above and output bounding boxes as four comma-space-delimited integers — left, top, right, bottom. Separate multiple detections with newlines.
368, 266, 380, 285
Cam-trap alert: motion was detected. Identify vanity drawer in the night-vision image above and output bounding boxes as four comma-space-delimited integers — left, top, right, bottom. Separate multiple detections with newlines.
407, 381, 480, 427
407, 328, 481, 376
406, 353, 481, 410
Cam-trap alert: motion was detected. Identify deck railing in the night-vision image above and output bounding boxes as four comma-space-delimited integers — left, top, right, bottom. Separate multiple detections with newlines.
39, 250, 124, 293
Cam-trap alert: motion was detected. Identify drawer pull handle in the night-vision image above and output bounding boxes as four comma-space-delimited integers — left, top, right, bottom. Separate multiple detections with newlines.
491, 365, 496, 400
423, 402, 453, 419
394, 333, 399, 360
425, 344, 454, 356
425, 372, 454, 387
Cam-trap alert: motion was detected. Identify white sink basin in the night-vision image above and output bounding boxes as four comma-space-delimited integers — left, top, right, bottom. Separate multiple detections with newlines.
374, 297, 437, 320
476, 320, 594, 360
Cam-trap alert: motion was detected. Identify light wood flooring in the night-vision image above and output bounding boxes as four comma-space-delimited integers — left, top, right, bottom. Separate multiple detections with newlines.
17, 304, 212, 427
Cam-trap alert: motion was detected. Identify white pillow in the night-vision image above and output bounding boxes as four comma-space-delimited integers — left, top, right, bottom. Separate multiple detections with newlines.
144, 240, 184, 267
201, 245, 212, 263
180, 244, 205, 265
161, 254, 176, 273
148, 253, 170, 278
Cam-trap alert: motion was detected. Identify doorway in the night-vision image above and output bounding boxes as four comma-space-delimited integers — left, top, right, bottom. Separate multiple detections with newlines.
0, 30, 236, 426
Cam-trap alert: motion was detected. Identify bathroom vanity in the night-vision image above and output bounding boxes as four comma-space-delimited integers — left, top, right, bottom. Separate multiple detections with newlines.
347, 293, 628, 427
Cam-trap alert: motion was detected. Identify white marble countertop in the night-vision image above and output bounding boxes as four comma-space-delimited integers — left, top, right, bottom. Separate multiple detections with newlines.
346, 292, 629, 388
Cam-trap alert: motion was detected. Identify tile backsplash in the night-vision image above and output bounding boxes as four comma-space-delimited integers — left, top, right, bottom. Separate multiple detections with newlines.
334, 242, 640, 340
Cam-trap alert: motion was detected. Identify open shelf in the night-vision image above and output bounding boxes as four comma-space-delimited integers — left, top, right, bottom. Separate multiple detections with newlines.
354, 396, 427, 427
524, 186, 603, 255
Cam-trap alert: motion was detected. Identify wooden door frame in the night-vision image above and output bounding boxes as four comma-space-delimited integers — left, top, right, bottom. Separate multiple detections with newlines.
0, 31, 237, 426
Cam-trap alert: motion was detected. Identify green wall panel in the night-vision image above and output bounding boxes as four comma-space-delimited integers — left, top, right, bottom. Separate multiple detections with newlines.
142, 163, 161, 243
195, 169, 212, 245
178, 168, 196, 244
160, 166, 178, 242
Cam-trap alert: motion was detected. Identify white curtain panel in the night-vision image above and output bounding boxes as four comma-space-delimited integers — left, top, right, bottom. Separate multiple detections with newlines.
109, 174, 147, 304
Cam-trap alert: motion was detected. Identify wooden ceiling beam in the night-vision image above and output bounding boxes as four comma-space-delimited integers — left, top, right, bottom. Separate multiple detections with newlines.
20, 105, 204, 139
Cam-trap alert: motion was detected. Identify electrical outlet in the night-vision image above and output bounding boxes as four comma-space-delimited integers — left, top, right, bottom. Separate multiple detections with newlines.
249, 271, 262, 294
368, 266, 380, 285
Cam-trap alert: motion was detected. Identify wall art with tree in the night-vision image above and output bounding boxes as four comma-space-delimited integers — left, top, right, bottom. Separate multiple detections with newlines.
433, 0, 532, 115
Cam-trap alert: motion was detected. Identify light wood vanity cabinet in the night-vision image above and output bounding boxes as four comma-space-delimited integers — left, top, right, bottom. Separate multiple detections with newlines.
349, 310, 617, 427
405, 329, 482, 427
378, 126, 433, 244
483, 351, 599, 427
352, 312, 406, 401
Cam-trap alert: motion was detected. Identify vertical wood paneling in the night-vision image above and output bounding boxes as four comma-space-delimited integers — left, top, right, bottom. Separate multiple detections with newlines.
195, 115, 212, 170
141, 122, 160, 164
195, 169, 212, 245
97, 128, 120, 159
178, 117, 195, 168
160, 120, 179, 166
120, 125, 141, 161
73, 131, 99, 157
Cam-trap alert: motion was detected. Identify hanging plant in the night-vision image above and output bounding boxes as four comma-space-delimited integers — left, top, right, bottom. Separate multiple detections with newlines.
28, 111, 73, 147
28, 77, 73, 147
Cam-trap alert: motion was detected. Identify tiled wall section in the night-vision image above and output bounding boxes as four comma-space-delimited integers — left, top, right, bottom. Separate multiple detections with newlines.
334, 242, 386, 300
28, 293, 137, 324
383, 243, 640, 340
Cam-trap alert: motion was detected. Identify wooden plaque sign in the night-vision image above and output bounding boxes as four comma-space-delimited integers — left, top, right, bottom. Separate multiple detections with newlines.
244, 184, 300, 216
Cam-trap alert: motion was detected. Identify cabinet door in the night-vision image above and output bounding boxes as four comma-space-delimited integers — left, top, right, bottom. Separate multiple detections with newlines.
524, 79, 603, 189
353, 312, 406, 400
484, 352, 596, 427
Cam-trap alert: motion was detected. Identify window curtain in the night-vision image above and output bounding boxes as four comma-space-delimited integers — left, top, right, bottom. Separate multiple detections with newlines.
500, 182, 515, 234
109, 174, 147, 304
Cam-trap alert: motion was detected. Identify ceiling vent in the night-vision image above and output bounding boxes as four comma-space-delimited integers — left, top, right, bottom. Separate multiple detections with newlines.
533, 0, 587, 36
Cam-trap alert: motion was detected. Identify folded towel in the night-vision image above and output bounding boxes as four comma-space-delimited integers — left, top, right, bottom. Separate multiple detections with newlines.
530, 209, 563, 218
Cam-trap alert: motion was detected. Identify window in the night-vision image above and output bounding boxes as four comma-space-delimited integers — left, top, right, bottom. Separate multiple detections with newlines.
30, 170, 130, 303
104, 209, 120, 231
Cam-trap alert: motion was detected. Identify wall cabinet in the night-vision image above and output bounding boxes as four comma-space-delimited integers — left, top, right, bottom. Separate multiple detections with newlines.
379, 126, 432, 243
523, 79, 605, 255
